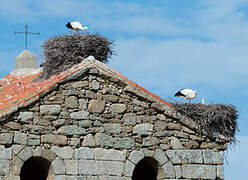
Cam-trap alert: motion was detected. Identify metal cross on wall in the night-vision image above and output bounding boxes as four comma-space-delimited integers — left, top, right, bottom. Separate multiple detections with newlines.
14, 25, 40, 50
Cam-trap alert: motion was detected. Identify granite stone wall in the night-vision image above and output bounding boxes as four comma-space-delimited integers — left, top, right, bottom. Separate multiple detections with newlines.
0, 67, 226, 179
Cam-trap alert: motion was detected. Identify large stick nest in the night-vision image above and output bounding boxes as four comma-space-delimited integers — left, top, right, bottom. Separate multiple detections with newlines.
37, 33, 114, 80
172, 103, 238, 141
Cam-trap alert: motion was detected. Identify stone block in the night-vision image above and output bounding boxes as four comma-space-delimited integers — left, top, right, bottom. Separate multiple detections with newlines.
91, 80, 100, 90
0, 133, 13, 145
70, 111, 89, 120
154, 121, 167, 132
3, 122, 21, 130
133, 99, 148, 108
200, 142, 216, 149
79, 99, 88, 110
86, 90, 96, 99
40, 105, 61, 115
174, 165, 182, 178
162, 161, 176, 178
12, 145, 25, 155
182, 164, 216, 179
110, 104, 126, 113
173, 131, 189, 139
154, 131, 173, 137
65, 160, 78, 175
58, 125, 86, 135
122, 113, 137, 125
71, 81, 89, 88
18, 147, 32, 161
95, 148, 127, 161
65, 96, 78, 108
124, 160, 135, 177
0, 146, 12, 160
52, 119, 66, 128
82, 134, 96, 147
14, 132, 27, 145
104, 123, 121, 134
114, 137, 135, 149
75, 147, 94, 159
4, 175, 20, 180
183, 140, 199, 149
78, 160, 124, 176
157, 114, 166, 120
0, 160, 9, 175
142, 137, 159, 147
41, 134, 67, 146
154, 149, 168, 165
88, 100, 105, 113
51, 146, 74, 159
170, 137, 183, 150
54, 175, 66, 180
217, 165, 224, 179
128, 150, 144, 164
141, 148, 154, 157
18, 111, 34, 122
107, 85, 118, 95
89, 67, 99, 74
32, 147, 42, 157
78, 120, 93, 128
67, 176, 79, 180
151, 102, 165, 112
133, 123, 153, 136
28, 138, 40, 146
95, 133, 113, 148
166, 150, 203, 164
41, 149, 56, 162
99, 176, 131, 180
69, 138, 80, 148
11, 157, 23, 175
77, 176, 87, 180
167, 122, 181, 131
102, 95, 119, 102
203, 150, 224, 164
51, 158, 65, 175
182, 126, 195, 134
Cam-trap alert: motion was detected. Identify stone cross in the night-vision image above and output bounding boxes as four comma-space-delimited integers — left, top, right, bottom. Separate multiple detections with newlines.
14, 25, 40, 50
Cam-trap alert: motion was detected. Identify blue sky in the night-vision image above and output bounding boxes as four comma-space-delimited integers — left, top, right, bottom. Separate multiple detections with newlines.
0, 0, 247, 179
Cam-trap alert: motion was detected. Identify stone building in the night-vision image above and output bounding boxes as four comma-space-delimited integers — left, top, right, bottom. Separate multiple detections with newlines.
0, 50, 229, 180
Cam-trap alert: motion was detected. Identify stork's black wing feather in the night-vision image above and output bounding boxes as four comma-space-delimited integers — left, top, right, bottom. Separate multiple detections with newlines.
174, 91, 186, 97
66, 22, 73, 29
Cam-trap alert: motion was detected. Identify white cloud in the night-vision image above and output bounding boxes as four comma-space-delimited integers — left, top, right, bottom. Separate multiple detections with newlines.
225, 135, 248, 180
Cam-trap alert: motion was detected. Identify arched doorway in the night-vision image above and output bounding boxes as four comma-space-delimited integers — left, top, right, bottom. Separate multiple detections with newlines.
20, 157, 50, 180
132, 157, 158, 180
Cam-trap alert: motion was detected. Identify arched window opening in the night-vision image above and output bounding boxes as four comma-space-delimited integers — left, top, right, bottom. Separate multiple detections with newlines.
20, 157, 50, 180
132, 157, 159, 180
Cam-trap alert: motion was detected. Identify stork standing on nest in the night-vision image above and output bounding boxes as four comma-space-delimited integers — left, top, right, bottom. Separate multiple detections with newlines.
175, 88, 198, 103
66, 21, 88, 34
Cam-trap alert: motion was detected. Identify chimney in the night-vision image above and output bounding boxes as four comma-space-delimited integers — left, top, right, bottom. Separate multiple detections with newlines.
14, 50, 37, 69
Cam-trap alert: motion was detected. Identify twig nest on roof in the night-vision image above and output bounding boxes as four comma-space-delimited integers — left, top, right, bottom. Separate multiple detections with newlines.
37, 34, 114, 80
173, 103, 238, 142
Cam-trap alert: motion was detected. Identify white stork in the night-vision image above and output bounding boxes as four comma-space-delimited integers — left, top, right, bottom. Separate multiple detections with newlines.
174, 89, 198, 103
66, 21, 88, 34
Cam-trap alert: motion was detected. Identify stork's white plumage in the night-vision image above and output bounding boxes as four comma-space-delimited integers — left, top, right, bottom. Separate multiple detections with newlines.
66, 21, 88, 34
174, 89, 198, 102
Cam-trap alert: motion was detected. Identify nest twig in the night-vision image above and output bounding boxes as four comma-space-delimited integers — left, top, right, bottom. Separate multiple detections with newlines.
36, 33, 114, 80
172, 103, 238, 142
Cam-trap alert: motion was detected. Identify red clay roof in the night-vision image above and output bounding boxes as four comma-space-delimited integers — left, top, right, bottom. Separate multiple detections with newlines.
0, 59, 172, 118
